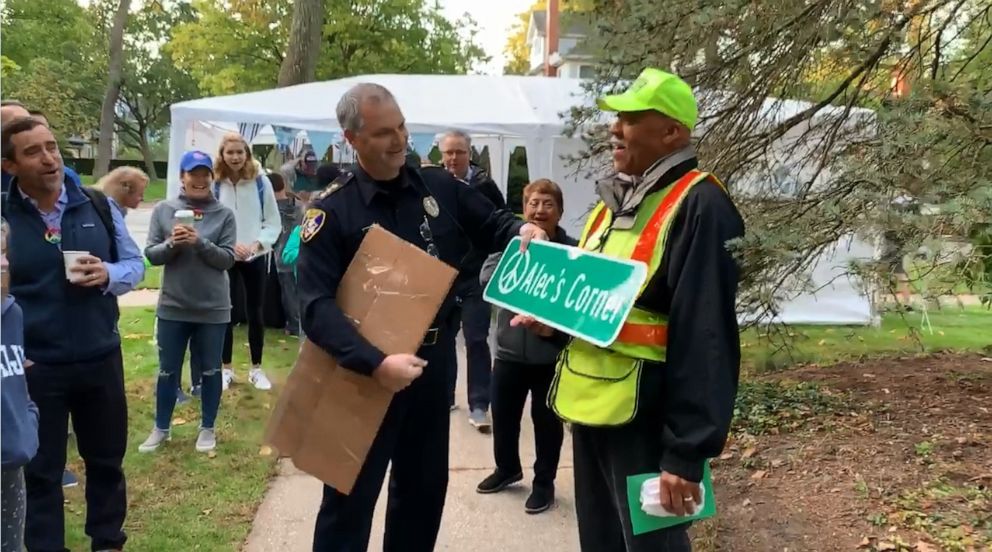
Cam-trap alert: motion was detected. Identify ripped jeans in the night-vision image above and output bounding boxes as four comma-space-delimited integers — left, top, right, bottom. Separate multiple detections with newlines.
155, 318, 226, 431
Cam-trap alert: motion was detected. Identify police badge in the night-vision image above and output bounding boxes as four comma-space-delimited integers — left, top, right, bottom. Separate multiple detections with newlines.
423, 196, 440, 218
300, 208, 327, 243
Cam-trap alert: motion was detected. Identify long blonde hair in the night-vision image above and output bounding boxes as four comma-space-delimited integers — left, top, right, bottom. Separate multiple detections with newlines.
214, 133, 259, 184
95, 166, 149, 206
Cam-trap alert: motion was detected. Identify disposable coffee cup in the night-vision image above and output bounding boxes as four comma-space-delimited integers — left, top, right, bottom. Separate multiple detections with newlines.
63, 250, 89, 282
174, 209, 195, 226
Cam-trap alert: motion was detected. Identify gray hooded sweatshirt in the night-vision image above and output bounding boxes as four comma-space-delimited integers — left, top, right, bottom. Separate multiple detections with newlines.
144, 195, 237, 324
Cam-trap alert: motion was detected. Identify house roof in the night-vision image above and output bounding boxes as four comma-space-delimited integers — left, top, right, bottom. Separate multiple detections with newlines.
529, 10, 593, 38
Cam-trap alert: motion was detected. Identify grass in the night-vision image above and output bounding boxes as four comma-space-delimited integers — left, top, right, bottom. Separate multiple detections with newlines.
138, 265, 163, 290
78, 174, 167, 202
63, 308, 300, 551
56, 305, 991, 550
741, 306, 992, 372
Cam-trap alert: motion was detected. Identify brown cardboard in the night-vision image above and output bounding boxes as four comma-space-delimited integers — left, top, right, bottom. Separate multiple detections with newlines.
264, 224, 458, 494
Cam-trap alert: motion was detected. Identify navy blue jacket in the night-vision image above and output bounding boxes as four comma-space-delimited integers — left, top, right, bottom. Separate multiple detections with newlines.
1, 296, 40, 470
4, 176, 121, 364
297, 164, 524, 376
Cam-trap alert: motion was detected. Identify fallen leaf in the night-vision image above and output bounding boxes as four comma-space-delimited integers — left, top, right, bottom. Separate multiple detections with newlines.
207, 450, 217, 459
173, 418, 187, 426
858, 537, 872, 549
981, 357, 992, 362
743, 447, 758, 459
956, 437, 968, 445
259, 445, 273, 457
938, 331, 945, 336
123, 333, 150, 340
818, 339, 827, 346
883, 388, 891, 394
915, 541, 938, 552
771, 459, 785, 468
719, 452, 734, 461
743, 498, 752, 507
202, 508, 213, 516
863, 373, 876, 379
750, 470, 768, 480
878, 542, 897, 551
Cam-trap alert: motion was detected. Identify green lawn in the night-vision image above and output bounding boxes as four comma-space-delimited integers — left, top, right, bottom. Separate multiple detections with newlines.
58, 306, 991, 550
78, 173, 167, 202
138, 265, 163, 290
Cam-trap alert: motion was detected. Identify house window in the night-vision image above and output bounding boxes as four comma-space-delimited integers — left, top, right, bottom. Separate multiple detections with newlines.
578, 65, 596, 79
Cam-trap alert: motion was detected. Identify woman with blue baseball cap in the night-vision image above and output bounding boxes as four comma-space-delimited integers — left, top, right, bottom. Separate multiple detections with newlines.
139, 150, 237, 453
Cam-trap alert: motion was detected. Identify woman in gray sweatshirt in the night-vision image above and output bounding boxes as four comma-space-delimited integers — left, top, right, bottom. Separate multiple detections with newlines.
138, 151, 237, 454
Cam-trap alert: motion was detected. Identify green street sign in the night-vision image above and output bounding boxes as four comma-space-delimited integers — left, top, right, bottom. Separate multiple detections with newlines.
483, 237, 648, 347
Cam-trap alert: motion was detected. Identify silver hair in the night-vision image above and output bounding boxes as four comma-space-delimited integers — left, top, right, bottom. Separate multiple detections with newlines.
336, 83, 397, 133
441, 130, 472, 150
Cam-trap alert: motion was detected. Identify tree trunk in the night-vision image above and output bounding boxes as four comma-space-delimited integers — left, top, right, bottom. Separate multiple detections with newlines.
138, 127, 158, 180
277, 0, 324, 87
94, 0, 131, 178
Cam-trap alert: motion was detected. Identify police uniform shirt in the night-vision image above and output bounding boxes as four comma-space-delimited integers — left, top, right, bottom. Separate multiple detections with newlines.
296, 163, 524, 376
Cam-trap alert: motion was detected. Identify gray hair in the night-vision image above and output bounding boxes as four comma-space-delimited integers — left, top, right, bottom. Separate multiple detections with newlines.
441, 130, 472, 150
336, 83, 397, 133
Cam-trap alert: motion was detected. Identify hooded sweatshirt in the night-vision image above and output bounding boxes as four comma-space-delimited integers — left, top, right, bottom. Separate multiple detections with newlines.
214, 160, 281, 253
1, 296, 40, 470
144, 194, 237, 324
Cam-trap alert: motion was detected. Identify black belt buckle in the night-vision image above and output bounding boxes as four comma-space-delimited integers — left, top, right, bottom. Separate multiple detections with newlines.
422, 328, 440, 346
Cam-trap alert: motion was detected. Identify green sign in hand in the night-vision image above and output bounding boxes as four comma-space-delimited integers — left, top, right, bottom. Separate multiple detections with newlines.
482, 237, 647, 347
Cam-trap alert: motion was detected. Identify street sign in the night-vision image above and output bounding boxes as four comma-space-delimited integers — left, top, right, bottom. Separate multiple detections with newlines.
482, 237, 648, 347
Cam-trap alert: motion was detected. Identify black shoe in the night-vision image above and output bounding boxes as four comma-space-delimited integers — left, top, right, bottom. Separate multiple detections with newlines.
525, 485, 555, 514
476, 470, 523, 494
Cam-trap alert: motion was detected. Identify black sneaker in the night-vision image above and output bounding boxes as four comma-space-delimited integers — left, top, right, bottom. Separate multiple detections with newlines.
476, 470, 523, 494
525, 485, 555, 514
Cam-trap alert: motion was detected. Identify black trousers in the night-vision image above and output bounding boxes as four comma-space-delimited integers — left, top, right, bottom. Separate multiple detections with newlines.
24, 350, 128, 552
223, 256, 267, 366
571, 368, 691, 552
312, 321, 457, 552
448, 289, 492, 411
491, 359, 563, 488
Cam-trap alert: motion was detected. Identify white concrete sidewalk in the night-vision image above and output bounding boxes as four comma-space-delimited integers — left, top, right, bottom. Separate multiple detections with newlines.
243, 354, 581, 552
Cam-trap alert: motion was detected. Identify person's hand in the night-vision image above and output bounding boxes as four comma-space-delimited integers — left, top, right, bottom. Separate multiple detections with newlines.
510, 314, 554, 337
372, 354, 427, 392
69, 255, 109, 288
172, 225, 197, 246
658, 471, 702, 516
518, 222, 549, 252
234, 243, 254, 260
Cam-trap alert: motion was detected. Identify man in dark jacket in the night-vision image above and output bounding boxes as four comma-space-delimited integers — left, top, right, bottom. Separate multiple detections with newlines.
476, 178, 574, 515
439, 130, 507, 431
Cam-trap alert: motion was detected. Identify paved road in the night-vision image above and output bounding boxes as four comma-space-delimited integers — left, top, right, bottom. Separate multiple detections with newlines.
243, 346, 582, 552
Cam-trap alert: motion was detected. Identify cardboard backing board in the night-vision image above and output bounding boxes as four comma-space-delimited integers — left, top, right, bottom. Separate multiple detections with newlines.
264, 224, 458, 494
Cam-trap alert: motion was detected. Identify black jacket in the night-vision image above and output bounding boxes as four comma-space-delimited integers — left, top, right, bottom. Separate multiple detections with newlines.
456, 163, 507, 295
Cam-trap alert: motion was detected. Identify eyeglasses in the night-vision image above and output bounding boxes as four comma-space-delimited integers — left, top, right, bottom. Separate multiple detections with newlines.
419, 216, 439, 259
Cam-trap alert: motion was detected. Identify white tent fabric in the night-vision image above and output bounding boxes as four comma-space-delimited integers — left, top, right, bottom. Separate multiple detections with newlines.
168, 74, 877, 325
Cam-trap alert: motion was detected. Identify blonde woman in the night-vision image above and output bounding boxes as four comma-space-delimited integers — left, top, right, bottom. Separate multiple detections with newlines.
96, 166, 149, 217
212, 133, 280, 391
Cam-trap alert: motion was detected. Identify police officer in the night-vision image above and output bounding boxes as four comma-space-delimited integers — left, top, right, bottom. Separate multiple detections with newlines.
515, 68, 745, 551
296, 82, 548, 552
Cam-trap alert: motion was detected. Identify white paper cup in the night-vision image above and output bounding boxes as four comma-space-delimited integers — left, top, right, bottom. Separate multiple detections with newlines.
174, 209, 195, 227
63, 250, 89, 282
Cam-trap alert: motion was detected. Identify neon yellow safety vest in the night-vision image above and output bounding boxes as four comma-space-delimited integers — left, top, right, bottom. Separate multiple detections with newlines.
548, 169, 725, 427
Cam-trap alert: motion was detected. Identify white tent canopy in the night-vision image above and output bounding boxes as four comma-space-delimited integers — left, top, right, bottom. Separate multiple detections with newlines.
168, 74, 878, 325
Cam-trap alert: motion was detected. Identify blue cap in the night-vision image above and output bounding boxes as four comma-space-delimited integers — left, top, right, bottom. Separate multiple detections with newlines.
180, 150, 213, 173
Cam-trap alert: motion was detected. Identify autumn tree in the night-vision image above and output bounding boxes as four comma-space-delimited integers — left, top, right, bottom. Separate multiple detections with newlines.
570, 0, 992, 320
278, 0, 325, 87
94, 0, 132, 178
170, 0, 488, 96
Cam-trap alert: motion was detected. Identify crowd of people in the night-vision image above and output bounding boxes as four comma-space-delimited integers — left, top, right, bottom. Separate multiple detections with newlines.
1, 66, 744, 552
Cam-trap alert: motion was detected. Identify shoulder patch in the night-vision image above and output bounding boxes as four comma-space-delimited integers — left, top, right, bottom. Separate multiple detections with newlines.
300, 208, 327, 243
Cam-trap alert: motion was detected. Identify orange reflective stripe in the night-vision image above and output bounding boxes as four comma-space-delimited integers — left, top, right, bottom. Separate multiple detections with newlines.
581, 204, 609, 249
630, 170, 703, 264
616, 322, 668, 346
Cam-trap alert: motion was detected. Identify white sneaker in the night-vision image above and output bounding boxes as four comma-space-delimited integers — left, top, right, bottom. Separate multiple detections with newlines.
138, 428, 170, 453
195, 429, 217, 452
222, 368, 235, 391
249, 368, 272, 390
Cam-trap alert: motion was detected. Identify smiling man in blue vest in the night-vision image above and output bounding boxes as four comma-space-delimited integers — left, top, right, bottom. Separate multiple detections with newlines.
2, 117, 145, 552
515, 68, 746, 551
